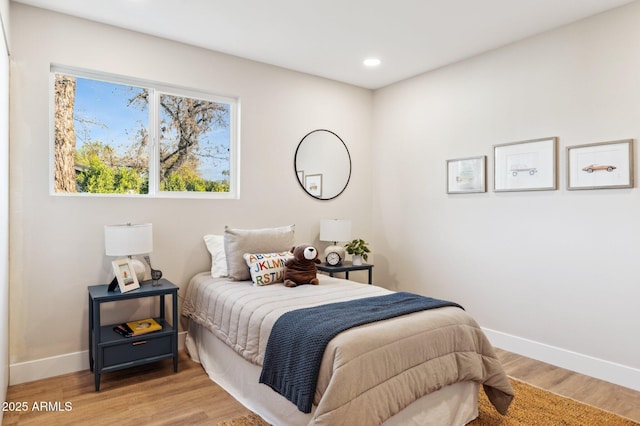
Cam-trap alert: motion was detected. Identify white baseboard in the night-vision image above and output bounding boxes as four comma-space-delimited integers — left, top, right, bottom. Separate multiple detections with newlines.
9, 331, 187, 386
482, 327, 640, 392
12, 329, 640, 393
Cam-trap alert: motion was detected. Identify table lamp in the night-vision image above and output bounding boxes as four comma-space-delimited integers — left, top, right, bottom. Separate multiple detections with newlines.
105, 223, 153, 290
320, 219, 351, 265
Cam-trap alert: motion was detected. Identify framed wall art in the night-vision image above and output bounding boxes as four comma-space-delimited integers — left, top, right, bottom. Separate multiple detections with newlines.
494, 137, 557, 192
446, 156, 486, 193
112, 258, 140, 293
567, 139, 633, 190
304, 174, 323, 198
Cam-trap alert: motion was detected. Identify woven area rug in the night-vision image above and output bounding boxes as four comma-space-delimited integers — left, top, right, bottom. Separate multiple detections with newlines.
469, 378, 639, 425
216, 378, 639, 426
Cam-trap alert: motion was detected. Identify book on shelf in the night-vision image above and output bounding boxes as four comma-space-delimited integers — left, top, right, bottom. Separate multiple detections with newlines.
113, 318, 162, 337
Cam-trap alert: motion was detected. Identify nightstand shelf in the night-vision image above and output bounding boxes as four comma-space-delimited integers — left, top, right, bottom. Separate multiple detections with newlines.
88, 279, 178, 391
317, 261, 374, 284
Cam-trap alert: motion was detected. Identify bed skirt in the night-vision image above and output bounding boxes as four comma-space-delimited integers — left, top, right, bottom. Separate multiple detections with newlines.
186, 320, 479, 426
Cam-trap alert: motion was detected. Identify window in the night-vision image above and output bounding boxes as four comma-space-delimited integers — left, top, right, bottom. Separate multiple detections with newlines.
51, 66, 239, 198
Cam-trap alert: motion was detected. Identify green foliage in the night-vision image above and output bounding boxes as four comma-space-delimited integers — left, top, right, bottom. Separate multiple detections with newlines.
344, 239, 371, 262
76, 149, 147, 194
76, 155, 115, 193
207, 180, 230, 192
160, 169, 229, 193
162, 173, 186, 191
114, 166, 144, 194
75, 141, 116, 168
75, 141, 228, 194
182, 168, 207, 192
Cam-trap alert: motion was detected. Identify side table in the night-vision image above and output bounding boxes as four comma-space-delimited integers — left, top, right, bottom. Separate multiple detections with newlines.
317, 261, 374, 284
88, 278, 178, 391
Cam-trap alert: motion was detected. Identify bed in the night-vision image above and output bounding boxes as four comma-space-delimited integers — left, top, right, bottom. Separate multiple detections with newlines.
185, 227, 513, 424
182, 272, 514, 425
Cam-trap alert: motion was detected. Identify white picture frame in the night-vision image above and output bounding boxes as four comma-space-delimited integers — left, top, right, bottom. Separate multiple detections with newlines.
304, 174, 323, 198
494, 137, 557, 192
567, 139, 634, 190
112, 258, 140, 293
446, 156, 487, 193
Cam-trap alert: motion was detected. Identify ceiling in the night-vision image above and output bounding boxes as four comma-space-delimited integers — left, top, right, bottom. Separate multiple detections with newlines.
12, 0, 636, 89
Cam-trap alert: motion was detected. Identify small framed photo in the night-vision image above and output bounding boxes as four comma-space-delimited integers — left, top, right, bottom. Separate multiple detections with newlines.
494, 137, 557, 192
305, 174, 323, 198
446, 156, 486, 193
111, 258, 140, 293
567, 139, 633, 190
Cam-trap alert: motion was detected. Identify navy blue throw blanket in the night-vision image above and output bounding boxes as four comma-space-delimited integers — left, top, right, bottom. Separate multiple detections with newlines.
258, 292, 463, 413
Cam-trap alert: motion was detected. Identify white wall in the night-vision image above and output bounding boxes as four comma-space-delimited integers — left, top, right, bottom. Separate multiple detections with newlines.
0, 0, 10, 414
372, 2, 640, 390
9, 3, 373, 382
11, 1, 640, 392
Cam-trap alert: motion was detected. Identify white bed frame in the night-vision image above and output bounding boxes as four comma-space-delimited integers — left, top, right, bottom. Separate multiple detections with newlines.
186, 321, 479, 425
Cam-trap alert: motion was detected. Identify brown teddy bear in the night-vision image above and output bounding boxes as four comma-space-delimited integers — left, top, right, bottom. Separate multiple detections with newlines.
284, 244, 321, 287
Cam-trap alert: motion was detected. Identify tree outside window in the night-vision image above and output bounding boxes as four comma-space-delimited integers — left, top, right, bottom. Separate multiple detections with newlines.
52, 70, 236, 197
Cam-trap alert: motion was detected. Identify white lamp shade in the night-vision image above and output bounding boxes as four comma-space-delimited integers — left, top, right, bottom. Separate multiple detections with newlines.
320, 219, 351, 243
104, 223, 153, 256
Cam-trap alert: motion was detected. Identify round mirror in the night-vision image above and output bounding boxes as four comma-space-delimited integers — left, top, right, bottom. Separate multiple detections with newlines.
294, 129, 351, 200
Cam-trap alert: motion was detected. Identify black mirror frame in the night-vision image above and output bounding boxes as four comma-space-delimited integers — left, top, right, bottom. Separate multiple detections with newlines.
294, 129, 352, 200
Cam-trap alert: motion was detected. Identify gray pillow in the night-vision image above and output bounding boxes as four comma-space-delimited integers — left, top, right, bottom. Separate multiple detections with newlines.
224, 225, 295, 280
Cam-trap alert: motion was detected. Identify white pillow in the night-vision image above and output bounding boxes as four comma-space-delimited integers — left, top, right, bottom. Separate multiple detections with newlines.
243, 252, 293, 286
224, 225, 295, 281
203, 234, 228, 278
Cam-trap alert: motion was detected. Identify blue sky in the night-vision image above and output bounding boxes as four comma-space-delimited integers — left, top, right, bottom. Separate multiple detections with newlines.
74, 77, 147, 150
73, 76, 230, 181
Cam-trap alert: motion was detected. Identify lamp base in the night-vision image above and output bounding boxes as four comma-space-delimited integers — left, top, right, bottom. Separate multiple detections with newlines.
324, 245, 346, 265
130, 257, 147, 282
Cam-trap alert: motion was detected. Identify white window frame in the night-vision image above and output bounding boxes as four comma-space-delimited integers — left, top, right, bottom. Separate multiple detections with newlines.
49, 64, 240, 199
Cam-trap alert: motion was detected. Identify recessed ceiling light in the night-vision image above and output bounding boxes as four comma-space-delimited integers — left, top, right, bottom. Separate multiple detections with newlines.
363, 58, 381, 67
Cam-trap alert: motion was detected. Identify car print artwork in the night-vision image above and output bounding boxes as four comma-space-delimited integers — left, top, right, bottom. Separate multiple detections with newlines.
510, 166, 537, 176
581, 164, 616, 173
455, 175, 474, 183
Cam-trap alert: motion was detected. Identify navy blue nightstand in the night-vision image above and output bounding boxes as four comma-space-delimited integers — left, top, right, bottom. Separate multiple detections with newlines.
317, 261, 374, 284
88, 279, 178, 391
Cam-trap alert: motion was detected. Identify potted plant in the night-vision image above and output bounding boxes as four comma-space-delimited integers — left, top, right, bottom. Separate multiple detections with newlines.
344, 239, 370, 265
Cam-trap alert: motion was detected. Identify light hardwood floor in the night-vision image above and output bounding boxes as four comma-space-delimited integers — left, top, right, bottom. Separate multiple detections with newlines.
494, 348, 640, 422
2, 349, 639, 425
2, 351, 253, 425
